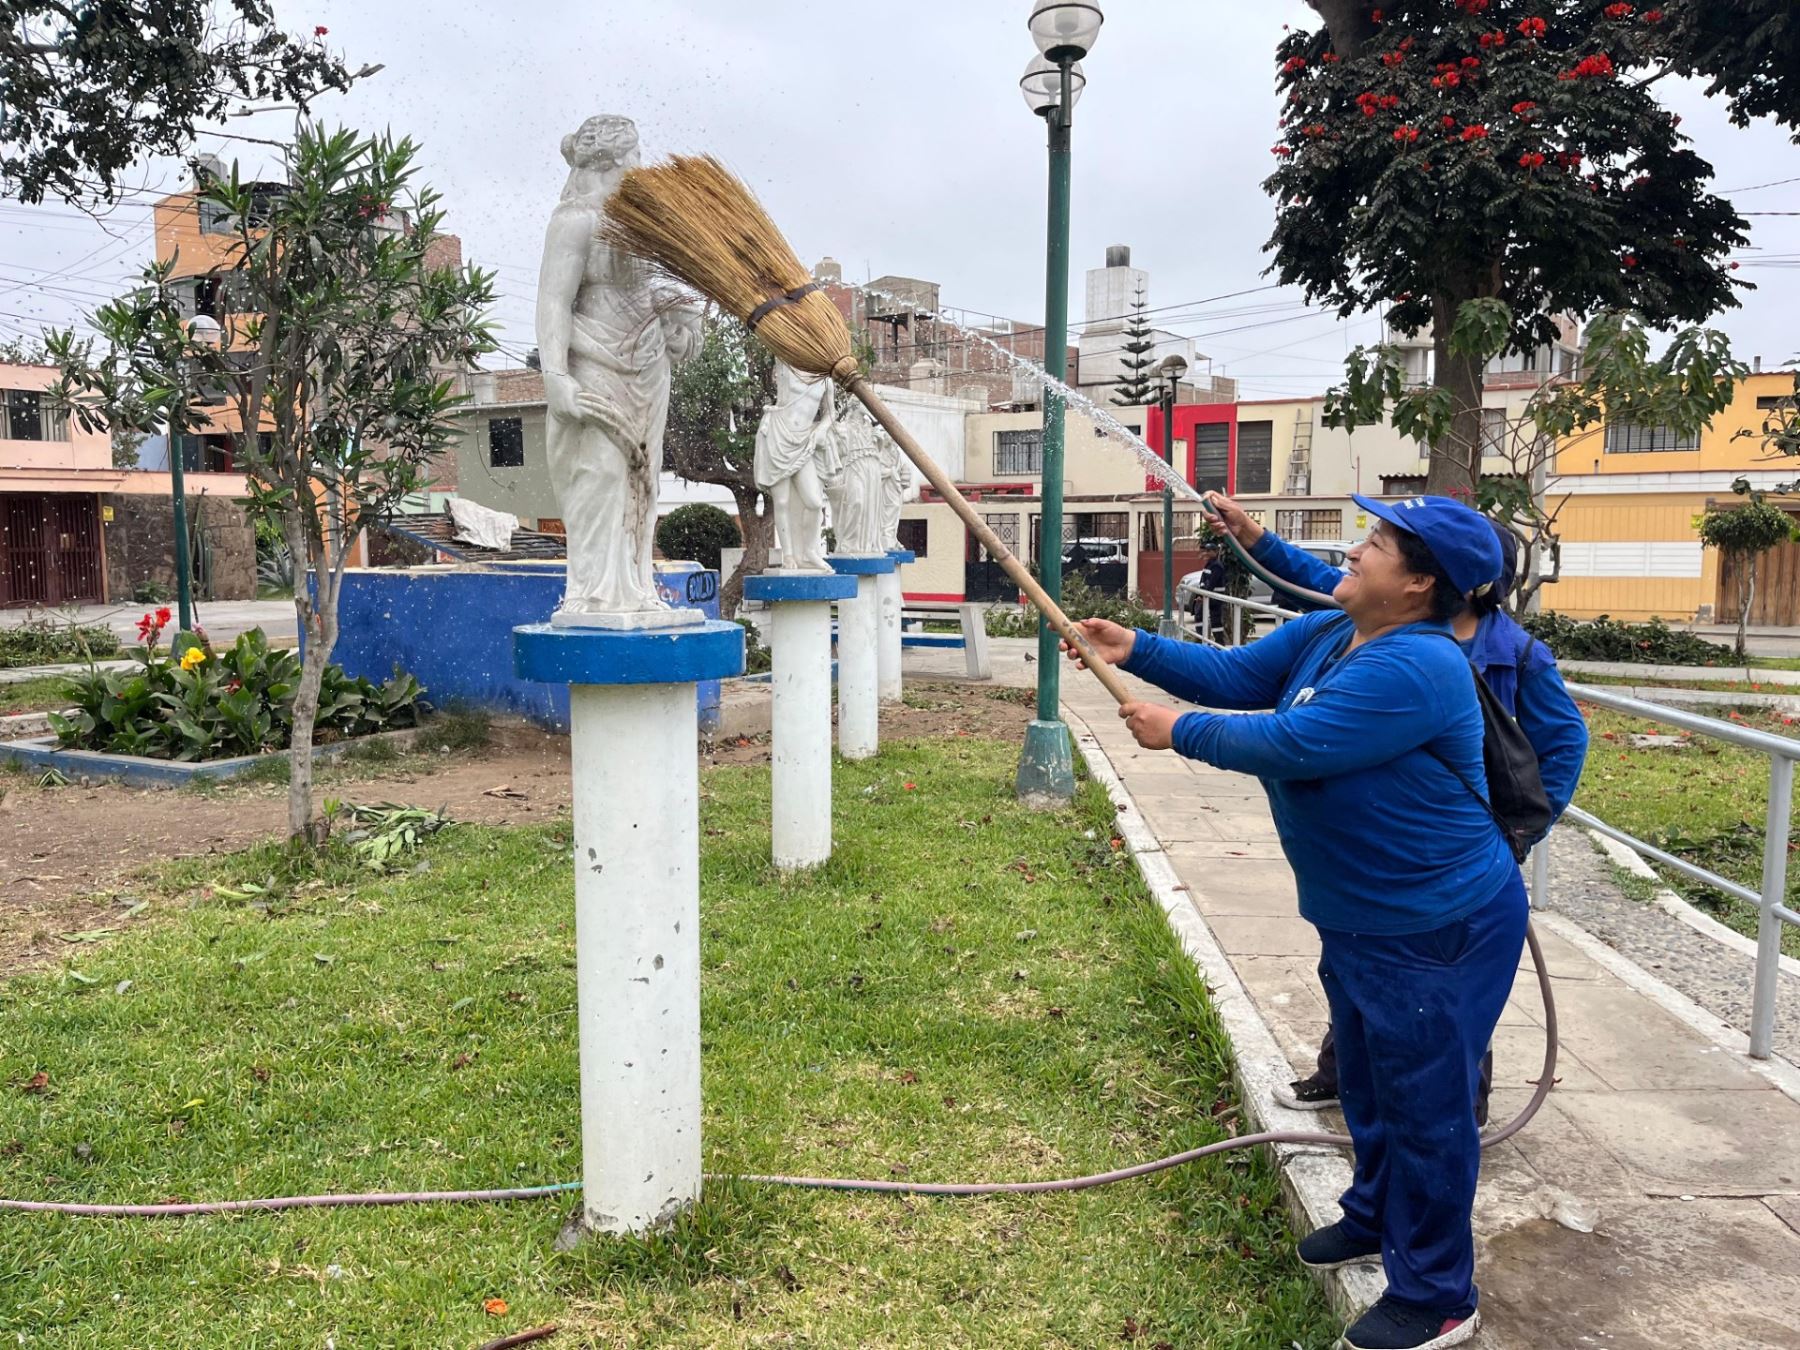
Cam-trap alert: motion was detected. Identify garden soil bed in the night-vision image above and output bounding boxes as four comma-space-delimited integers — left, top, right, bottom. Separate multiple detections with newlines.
0, 680, 1031, 977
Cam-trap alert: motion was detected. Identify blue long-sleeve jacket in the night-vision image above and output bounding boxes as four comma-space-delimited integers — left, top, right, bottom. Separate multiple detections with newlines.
1123, 615, 1520, 935
1246, 531, 1589, 822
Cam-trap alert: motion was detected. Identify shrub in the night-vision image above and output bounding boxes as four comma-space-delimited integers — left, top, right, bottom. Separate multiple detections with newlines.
656, 503, 740, 572
1519, 611, 1736, 665
49, 614, 429, 762
985, 574, 1162, 638
735, 617, 773, 675
0, 615, 122, 669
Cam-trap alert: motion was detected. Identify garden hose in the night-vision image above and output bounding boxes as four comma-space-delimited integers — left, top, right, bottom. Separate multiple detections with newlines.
1, 505, 1558, 1217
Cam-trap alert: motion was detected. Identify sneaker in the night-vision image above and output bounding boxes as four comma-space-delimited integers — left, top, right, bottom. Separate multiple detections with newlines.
1297, 1221, 1382, 1271
1341, 1297, 1479, 1350
1274, 1072, 1339, 1111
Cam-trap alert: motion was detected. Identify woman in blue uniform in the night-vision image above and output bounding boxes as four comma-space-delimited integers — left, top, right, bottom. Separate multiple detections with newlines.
1068, 496, 1524, 1350
1204, 491, 1588, 1121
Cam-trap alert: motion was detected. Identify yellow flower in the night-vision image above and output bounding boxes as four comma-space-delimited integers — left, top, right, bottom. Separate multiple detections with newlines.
179, 647, 207, 672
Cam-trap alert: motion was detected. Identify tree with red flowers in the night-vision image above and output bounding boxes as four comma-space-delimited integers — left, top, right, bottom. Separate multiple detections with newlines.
1267, 1, 1748, 496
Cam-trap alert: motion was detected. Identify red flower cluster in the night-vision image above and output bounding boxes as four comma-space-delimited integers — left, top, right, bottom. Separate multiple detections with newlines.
1442, 114, 1459, 129
1558, 151, 1584, 168
1566, 52, 1617, 78
1478, 30, 1508, 49
1371, 9, 1384, 22
1356, 91, 1401, 117
1272, 145, 1295, 157
1623, 254, 1639, 267
1301, 123, 1328, 137
1455, 0, 1491, 13
313, 24, 328, 36
1511, 100, 1538, 118
1395, 125, 1422, 143
1461, 124, 1490, 141
1643, 7, 1665, 20
1282, 56, 1308, 73
1321, 51, 1340, 62
1461, 56, 1481, 68
1381, 48, 1407, 67
1518, 17, 1547, 39
1603, 2, 1633, 16
1519, 152, 1547, 169
1432, 70, 1464, 89
135, 607, 172, 645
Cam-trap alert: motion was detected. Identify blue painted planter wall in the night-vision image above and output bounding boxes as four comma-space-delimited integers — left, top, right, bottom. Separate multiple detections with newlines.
325, 562, 723, 733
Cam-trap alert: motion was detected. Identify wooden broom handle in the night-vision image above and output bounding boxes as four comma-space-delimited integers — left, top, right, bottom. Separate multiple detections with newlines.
847, 376, 1134, 708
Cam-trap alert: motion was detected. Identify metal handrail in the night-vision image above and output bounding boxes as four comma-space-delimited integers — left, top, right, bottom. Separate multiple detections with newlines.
1167, 592, 1797, 1061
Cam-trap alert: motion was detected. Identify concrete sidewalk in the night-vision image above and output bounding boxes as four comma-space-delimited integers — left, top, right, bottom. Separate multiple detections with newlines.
0, 599, 296, 646
1059, 668, 1800, 1350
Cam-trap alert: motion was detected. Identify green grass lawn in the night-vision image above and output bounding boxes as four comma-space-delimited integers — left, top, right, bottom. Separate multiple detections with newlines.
0, 676, 71, 717
1574, 704, 1800, 958
0, 738, 1331, 1348
1570, 672, 1800, 695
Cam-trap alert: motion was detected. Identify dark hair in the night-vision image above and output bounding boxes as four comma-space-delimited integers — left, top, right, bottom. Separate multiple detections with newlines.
1393, 528, 1469, 622
1469, 518, 1520, 617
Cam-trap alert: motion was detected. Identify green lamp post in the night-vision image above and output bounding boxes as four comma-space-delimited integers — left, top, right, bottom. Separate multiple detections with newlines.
172, 312, 223, 634
1016, 0, 1102, 807
1155, 354, 1188, 640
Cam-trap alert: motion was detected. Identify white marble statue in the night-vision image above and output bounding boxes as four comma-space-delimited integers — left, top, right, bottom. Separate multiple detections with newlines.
537, 115, 703, 627
754, 363, 837, 573
824, 405, 888, 557
877, 427, 912, 553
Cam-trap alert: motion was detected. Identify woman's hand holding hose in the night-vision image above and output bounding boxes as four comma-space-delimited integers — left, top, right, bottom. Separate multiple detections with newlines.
1204, 491, 1265, 550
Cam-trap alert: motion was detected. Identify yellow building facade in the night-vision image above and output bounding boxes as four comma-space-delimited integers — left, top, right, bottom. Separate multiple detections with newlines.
1546, 371, 1798, 621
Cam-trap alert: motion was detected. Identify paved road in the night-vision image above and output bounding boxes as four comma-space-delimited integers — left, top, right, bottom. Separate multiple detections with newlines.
1, 600, 297, 646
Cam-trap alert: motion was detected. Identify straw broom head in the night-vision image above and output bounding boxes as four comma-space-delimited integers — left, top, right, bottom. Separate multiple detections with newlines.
602, 155, 862, 386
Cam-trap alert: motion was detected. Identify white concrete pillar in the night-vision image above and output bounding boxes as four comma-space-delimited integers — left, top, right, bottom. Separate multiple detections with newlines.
568, 681, 700, 1234
876, 569, 903, 704
513, 619, 743, 1242
830, 555, 892, 762
747, 572, 856, 870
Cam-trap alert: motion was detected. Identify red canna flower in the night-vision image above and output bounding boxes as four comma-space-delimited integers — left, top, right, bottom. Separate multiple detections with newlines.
156, 606, 172, 626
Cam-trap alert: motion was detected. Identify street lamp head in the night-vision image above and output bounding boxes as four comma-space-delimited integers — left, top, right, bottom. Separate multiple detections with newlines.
1029, 0, 1104, 62
1157, 354, 1189, 383
186, 313, 223, 350
1020, 55, 1085, 117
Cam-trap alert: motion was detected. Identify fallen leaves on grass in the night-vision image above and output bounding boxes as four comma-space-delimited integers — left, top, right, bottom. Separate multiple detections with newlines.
484, 1298, 509, 1317
18, 1071, 48, 1094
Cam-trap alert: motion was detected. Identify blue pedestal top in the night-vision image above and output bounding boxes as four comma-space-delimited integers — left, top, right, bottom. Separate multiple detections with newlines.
514, 619, 745, 687
745, 572, 858, 603
886, 549, 917, 566
828, 554, 897, 577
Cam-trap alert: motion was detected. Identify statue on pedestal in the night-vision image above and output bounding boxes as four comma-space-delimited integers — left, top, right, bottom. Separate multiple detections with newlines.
754, 362, 837, 573
823, 405, 888, 557
878, 427, 912, 552
537, 115, 703, 627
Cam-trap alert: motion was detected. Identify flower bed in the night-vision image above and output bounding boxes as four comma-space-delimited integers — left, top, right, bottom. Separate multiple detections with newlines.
47, 609, 428, 763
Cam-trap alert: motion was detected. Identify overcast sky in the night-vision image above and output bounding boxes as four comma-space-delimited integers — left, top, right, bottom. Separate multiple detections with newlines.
3, 0, 1796, 398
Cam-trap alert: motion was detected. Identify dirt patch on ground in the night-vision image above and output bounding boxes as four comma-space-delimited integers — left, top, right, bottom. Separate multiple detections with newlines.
1, 680, 1032, 976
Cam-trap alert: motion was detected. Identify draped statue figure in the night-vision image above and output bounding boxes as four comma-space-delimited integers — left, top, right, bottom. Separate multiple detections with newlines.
822, 405, 888, 557
537, 115, 703, 626
753, 362, 837, 573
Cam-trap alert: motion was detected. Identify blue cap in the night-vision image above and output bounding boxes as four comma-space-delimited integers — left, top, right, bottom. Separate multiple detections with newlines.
1351, 494, 1505, 597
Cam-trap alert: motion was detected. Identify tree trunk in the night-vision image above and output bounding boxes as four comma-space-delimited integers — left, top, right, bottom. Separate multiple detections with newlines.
1424, 289, 1484, 499
1306, 0, 1379, 55
720, 485, 773, 618
283, 508, 334, 846
1738, 560, 1755, 659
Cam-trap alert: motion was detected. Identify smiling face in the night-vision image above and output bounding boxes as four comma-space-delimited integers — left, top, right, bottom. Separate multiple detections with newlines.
1334, 521, 1435, 627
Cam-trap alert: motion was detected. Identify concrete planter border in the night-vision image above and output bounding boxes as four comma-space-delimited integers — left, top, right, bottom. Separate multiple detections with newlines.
0, 726, 423, 789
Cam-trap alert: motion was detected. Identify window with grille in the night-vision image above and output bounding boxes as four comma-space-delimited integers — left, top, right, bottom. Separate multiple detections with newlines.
1604, 419, 1697, 454
1236, 421, 1273, 494
1275, 509, 1343, 541
488, 417, 525, 468
1480, 408, 1508, 457
896, 519, 928, 557
995, 429, 1042, 475
1193, 423, 1230, 494
1, 388, 67, 442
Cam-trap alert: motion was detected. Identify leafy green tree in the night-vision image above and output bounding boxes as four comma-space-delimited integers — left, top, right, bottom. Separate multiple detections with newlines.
50, 126, 495, 843
656, 503, 740, 574
665, 315, 780, 615
1111, 284, 1156, 407
1328, 304, 1744, 606
1270, 1, 1746, 495
1698, 483, 1797, 657
0, 1, 355, 205
1662, 0, 1800, 140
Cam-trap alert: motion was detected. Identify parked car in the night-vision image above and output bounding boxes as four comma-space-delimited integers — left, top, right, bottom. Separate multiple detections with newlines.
1061, 537, 1129, 594
1175, 540, 1350, 623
